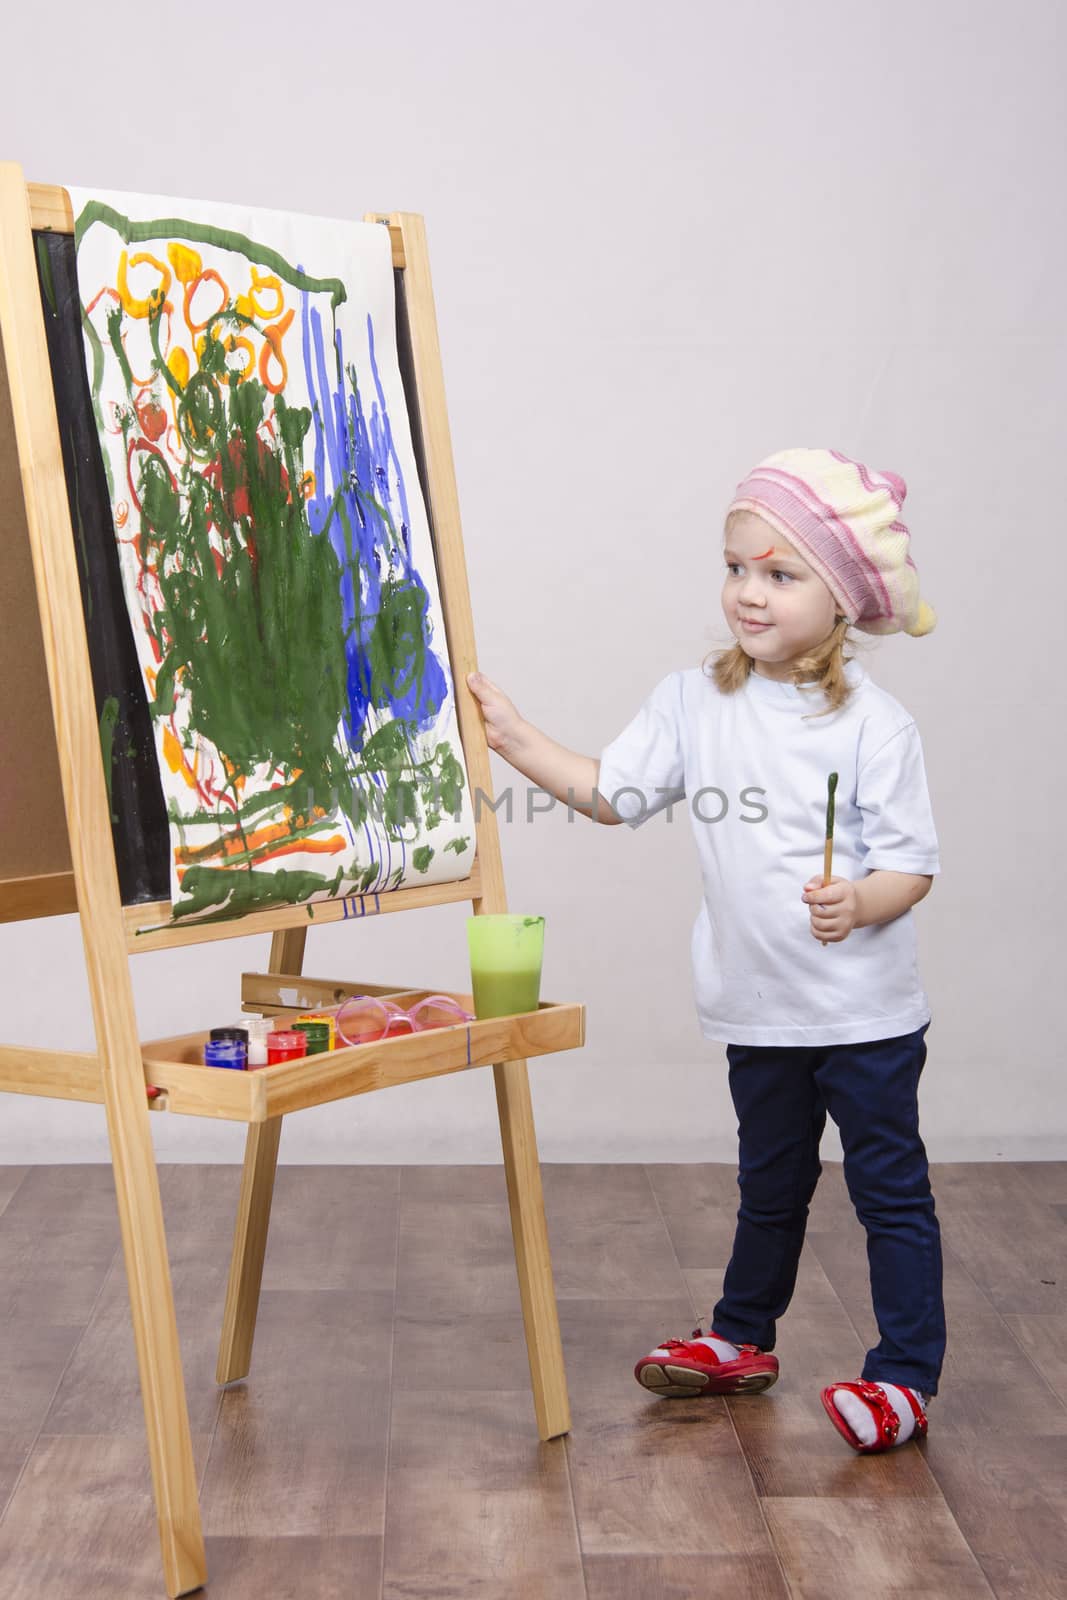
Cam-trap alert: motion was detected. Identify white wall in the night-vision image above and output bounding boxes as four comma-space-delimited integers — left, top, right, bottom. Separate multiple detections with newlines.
1, 0, 1063, 1162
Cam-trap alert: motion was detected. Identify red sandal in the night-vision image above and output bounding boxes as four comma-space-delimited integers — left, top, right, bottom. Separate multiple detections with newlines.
820, 1379, 928, 1453
634, 1326, 779, 1398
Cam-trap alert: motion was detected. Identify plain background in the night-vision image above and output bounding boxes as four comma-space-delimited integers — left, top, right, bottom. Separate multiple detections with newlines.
0, 0, 1062, 1163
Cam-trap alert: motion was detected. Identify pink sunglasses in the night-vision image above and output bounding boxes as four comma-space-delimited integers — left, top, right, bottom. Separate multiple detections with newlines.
333, 993, 475, 1047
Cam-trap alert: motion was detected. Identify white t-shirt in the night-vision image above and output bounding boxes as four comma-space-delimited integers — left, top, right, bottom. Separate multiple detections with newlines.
597, 658, 941, 1047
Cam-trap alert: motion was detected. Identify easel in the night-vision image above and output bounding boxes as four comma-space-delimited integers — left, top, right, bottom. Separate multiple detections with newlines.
0, 165, 579, 1598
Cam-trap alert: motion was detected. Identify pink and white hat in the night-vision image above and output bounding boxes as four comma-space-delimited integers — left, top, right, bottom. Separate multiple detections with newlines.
726, 447, 937, 637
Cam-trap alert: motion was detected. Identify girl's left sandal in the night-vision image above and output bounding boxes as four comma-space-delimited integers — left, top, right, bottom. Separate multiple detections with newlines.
820, 1379, 928, 1453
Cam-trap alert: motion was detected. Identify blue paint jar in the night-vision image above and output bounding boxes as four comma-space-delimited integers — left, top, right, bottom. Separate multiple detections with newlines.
203, 1039, 248, 1070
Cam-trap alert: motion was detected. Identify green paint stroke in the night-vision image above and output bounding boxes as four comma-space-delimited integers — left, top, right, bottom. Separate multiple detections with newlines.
173, 863, 345, 922
35, 235, 57, 315
138, 356, 354, 826
74, 201, 348, 308
98, 696, 120, 821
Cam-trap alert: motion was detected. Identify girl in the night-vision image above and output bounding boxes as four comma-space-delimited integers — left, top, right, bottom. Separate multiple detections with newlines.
466, 447, 944, 1454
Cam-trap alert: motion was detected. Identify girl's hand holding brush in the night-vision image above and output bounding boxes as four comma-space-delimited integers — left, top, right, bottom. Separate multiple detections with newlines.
802, 875, 859, 944
803, 771, 857, 945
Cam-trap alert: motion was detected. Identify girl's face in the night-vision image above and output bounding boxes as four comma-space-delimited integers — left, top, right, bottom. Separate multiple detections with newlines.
721, 510, 840, 680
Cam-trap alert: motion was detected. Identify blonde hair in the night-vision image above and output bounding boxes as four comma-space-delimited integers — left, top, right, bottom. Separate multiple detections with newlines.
702, 616, 861, 720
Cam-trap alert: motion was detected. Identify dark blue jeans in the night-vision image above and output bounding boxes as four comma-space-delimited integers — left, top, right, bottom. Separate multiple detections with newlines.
710, 1022, 945, 1397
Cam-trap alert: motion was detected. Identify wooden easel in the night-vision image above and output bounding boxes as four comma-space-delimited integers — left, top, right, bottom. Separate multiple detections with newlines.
0, 165, 579, 1598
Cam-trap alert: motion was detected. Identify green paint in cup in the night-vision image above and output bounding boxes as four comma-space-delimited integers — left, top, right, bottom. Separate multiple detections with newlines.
466, 915, 545, 1019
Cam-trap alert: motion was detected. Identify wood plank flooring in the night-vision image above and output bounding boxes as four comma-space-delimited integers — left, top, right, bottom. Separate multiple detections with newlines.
0, 1160, 1064, 1599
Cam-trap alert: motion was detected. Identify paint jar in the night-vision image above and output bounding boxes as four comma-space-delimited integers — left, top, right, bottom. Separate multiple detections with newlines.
466, 915, 545, 1018
266, 1030, 307, 1065
204, 1039, 248, 1070
292, 1020, 331, 1055
245, 1020, 273, 1068
296, 1012, 337, 1050
210, 1026, 249, 1043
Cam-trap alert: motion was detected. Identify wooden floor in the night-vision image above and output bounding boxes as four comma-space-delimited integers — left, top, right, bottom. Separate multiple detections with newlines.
0, 1160, 1064, 1599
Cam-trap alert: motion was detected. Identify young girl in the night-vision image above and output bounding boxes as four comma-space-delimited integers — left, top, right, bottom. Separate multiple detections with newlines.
466, 447, 944, 1454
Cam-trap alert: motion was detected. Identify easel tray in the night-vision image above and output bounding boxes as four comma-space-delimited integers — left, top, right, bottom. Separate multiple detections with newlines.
141, 987, 585, 1123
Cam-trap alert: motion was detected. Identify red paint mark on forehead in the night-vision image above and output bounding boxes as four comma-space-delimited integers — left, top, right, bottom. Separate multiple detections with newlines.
752, 547, 775, 560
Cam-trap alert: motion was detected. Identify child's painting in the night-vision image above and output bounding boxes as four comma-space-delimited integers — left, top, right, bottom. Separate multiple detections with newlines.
66, 189, 475, 924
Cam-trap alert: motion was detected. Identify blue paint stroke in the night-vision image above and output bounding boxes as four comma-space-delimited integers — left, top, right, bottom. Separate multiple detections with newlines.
301, 296, 447, 747
300, 290, 453, 894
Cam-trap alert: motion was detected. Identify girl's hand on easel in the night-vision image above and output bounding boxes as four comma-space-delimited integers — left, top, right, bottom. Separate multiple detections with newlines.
466, 672, 525, 758
802, 876, 859, 944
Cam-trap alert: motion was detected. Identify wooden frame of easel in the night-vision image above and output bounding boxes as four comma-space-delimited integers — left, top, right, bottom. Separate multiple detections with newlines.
0, 165, 577, 1599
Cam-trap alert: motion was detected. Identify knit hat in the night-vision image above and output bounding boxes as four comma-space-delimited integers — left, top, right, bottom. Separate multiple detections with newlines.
726, 447, 936, 637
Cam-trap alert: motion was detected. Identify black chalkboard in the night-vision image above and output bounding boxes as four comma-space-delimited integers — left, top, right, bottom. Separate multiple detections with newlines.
35, 230, 170, 904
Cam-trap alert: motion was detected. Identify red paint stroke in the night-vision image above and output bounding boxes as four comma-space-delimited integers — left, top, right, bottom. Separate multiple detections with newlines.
134, 391, 168, 442
752, 547, 775, 560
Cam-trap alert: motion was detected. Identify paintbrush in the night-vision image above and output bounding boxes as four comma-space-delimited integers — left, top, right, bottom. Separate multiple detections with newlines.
820, 771, 838, 948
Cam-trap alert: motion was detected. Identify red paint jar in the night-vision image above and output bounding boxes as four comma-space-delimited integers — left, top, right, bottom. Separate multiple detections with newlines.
266, 1030, 307, 1065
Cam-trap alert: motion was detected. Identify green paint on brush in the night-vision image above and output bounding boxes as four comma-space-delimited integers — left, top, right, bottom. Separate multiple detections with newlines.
826, 771, 838, 840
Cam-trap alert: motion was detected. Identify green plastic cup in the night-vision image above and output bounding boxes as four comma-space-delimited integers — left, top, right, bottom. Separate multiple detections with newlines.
467, 915, 545, 1019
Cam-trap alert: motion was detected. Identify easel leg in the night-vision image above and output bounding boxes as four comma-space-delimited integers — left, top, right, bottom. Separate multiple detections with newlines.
102, 1063, 208, 1596
493, 1057, 572, 1439
215, 927, 306, 1384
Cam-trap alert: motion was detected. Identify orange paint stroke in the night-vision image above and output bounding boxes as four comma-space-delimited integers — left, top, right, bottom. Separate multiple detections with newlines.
222, 332, 256, 384
117, 251, 172, 319
184, 268, 229, 334
86, 284, 120, 317
250, 836, 347, 866
175, 815, 346, 867
752, 547, 775, 560
162, 724, 200, 791
235, 269, 286, 323
259, 308, 294, 393
249, 269, 285, 320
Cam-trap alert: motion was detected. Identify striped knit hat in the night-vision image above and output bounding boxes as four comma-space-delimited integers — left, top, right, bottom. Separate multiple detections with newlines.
726, 448, 936, 637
